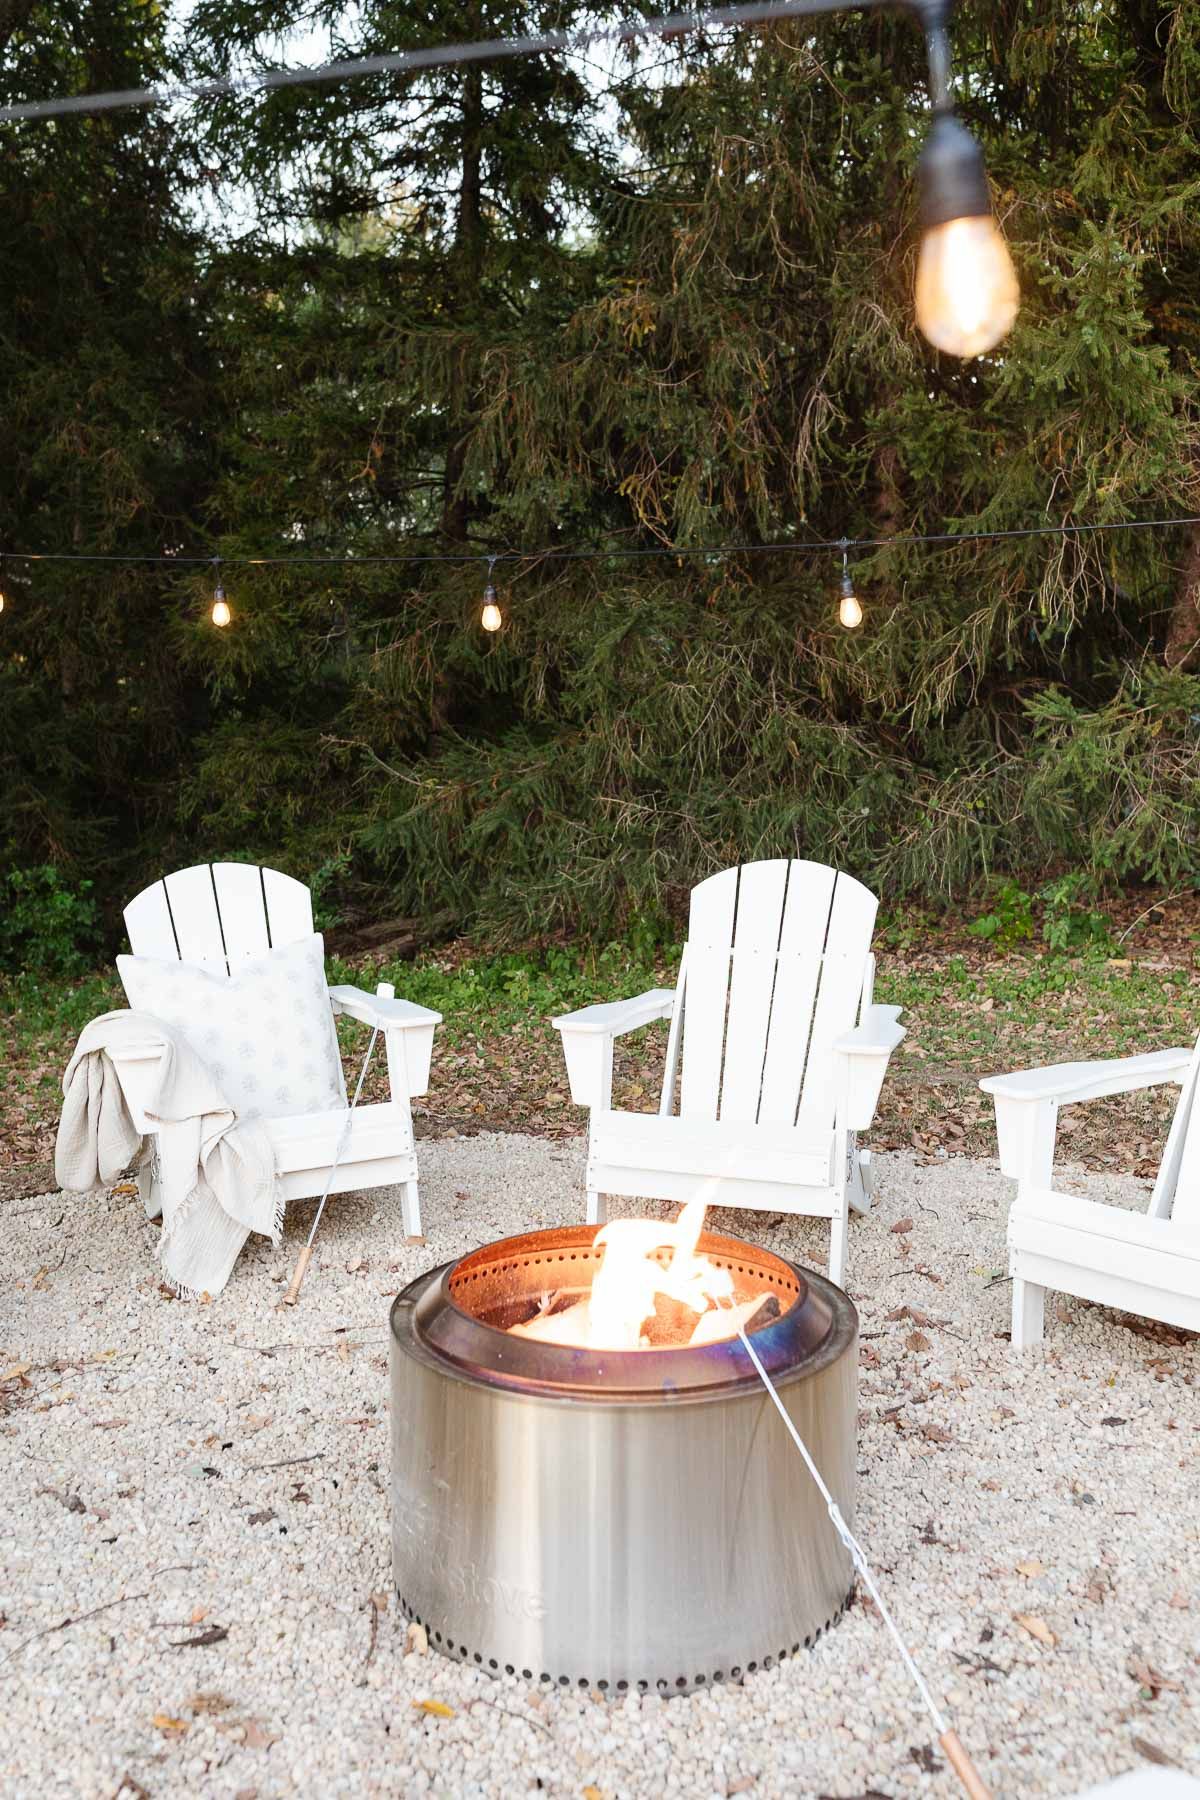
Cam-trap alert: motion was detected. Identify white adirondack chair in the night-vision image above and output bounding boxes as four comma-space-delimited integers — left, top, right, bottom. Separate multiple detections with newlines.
112, 863, 440, 1236
980, 1034, 1200, 1346
552, 859, 905, 1285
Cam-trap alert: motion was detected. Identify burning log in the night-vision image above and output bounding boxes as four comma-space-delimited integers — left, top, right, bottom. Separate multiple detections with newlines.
687, 1292, 781, 1347
643, 1292, 706, 1347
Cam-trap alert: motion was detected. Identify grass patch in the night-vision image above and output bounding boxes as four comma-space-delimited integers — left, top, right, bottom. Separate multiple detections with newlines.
4, 901, 1198, 1204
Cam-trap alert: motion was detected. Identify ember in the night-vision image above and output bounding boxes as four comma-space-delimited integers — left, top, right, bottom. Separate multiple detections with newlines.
508, 1199, 776, 1349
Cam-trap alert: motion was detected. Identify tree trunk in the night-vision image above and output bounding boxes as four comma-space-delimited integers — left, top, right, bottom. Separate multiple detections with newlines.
1163, 525, 1200, 670
441, 58, 484, 543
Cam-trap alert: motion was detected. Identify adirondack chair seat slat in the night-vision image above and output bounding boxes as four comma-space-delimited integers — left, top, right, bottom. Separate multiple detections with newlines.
117, 863, 439, 1243
589, 1110, 834, 1191
269, 1101, 416, 1171
982, 1030, 1200, 1344
554, 859, 904, 1283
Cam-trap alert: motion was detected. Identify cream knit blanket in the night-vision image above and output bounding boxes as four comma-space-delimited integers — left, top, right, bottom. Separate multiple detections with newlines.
56, 1010, 281, 1297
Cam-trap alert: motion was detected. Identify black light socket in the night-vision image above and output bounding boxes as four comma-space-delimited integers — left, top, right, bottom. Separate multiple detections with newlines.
917, 111, 992, 231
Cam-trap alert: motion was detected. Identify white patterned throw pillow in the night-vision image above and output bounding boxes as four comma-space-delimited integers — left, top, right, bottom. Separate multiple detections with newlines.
117, 933, 346, 1122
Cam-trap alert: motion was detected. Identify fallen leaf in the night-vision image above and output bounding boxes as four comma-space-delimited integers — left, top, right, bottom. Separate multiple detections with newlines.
1133, 1737, 1178, 1768
1169, 1591, 1189, 1610
188, 1692, 233, 1715
412, 1698, 454, 1718
370, 1591, 390, 1613
242, 1720, 281, 1751
1, 1364, 32, 1384
1015, 1560, 1045, 1579
905, 1331, 931, 1353
38, 1487, 86, 1514
921, 1422, 952, 1444
582, 1788, 603, 1800
243, 1414, 272, 1433
189, 1606, 209, 1624
170, 1625, 229, 1649
152, 1713, 190, 1737
1013, 1613, 1056, 1648
1128, 1657, 1184, 1697
726, 1782, 756, 1797
405, 1621, 429, 1656
247, 1509, 276, 1526
891, 1218, 914, 1235
336, 1341, 351, 1366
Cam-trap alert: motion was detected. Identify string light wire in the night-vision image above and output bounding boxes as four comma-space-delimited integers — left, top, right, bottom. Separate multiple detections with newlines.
0, 0, 901, 125
4, 513, 1200, 574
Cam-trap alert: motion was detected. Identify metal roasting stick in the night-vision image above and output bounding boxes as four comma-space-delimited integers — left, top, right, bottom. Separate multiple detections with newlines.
283, 1015, 382, 1307
735, 1322, 993, 1800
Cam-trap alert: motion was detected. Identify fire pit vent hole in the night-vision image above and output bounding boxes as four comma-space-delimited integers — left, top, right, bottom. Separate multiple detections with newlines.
396, 1591, 854, 1697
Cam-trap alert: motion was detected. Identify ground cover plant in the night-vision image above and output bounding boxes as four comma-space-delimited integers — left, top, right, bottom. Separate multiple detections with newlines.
5, 884, 1198, 1207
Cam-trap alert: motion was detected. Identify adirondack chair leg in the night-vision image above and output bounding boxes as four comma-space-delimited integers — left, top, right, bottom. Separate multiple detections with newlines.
1011, 1276, 1046, 1347
586, 1187, 607, 1226
828, 1206, 848, 1288
847, 1140, 873, 1215
402, 1180, 423, 1239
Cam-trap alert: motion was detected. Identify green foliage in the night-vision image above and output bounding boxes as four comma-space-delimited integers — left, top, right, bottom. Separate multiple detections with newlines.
1036, 873, 1114, 955
967, 871, 1114, 955
0, 865, 103, 977
967, 881, 1035, 949
4, 2, 1200, 937
325, 939, 680, 1048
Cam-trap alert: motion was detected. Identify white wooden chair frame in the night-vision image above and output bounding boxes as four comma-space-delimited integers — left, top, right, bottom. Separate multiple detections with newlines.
552, 859, 904, 1286
112, 862, 441, 1237
981, 1036, 1200, 1346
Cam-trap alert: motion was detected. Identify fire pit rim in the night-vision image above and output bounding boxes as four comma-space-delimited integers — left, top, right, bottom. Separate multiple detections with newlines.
391, 1221, 858, 1406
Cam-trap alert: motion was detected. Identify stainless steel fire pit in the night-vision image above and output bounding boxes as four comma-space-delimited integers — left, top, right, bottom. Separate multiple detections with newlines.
390, 1223, 857, 1695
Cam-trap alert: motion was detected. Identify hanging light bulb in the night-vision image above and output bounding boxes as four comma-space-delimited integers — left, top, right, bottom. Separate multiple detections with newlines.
210, 560, 231, 627
480, 558, 503, 632
838, 546, 862, 629
915, 110, 1019, 359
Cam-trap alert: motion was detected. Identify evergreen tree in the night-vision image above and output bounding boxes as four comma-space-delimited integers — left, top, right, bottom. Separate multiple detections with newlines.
3, 2, 1199, 939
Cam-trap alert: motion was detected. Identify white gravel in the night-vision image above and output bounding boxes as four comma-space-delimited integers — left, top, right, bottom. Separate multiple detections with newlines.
2, 1136, 1197, 1800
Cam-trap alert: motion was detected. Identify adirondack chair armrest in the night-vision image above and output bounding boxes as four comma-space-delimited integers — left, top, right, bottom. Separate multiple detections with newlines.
833, 1005, 905, 1128
552, 989, 676, 1108
980, 1048, 1195, 1185
328, 985, 442, 1099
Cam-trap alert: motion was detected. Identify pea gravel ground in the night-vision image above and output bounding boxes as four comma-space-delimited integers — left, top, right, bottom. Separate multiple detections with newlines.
2, 1135, 1197, 1800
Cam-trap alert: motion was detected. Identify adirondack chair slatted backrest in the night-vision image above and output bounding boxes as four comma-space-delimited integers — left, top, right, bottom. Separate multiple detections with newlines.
124, 863, 314, 974
678, 860, 877, 1129
1151, 1031, 1200, 1228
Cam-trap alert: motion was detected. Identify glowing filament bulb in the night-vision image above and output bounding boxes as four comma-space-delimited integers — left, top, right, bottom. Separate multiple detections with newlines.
480, 581, 502, 633
211, 583, 231, 627
915, 112, 1019, 359
915, 215, 1019, 358
838, 551, 862, 629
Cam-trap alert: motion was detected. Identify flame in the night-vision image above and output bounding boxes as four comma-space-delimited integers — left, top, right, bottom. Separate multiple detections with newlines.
510, 1200, 761, 1350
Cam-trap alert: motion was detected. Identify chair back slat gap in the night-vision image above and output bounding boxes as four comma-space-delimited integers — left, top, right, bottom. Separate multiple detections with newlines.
758, 862, 837, 1127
